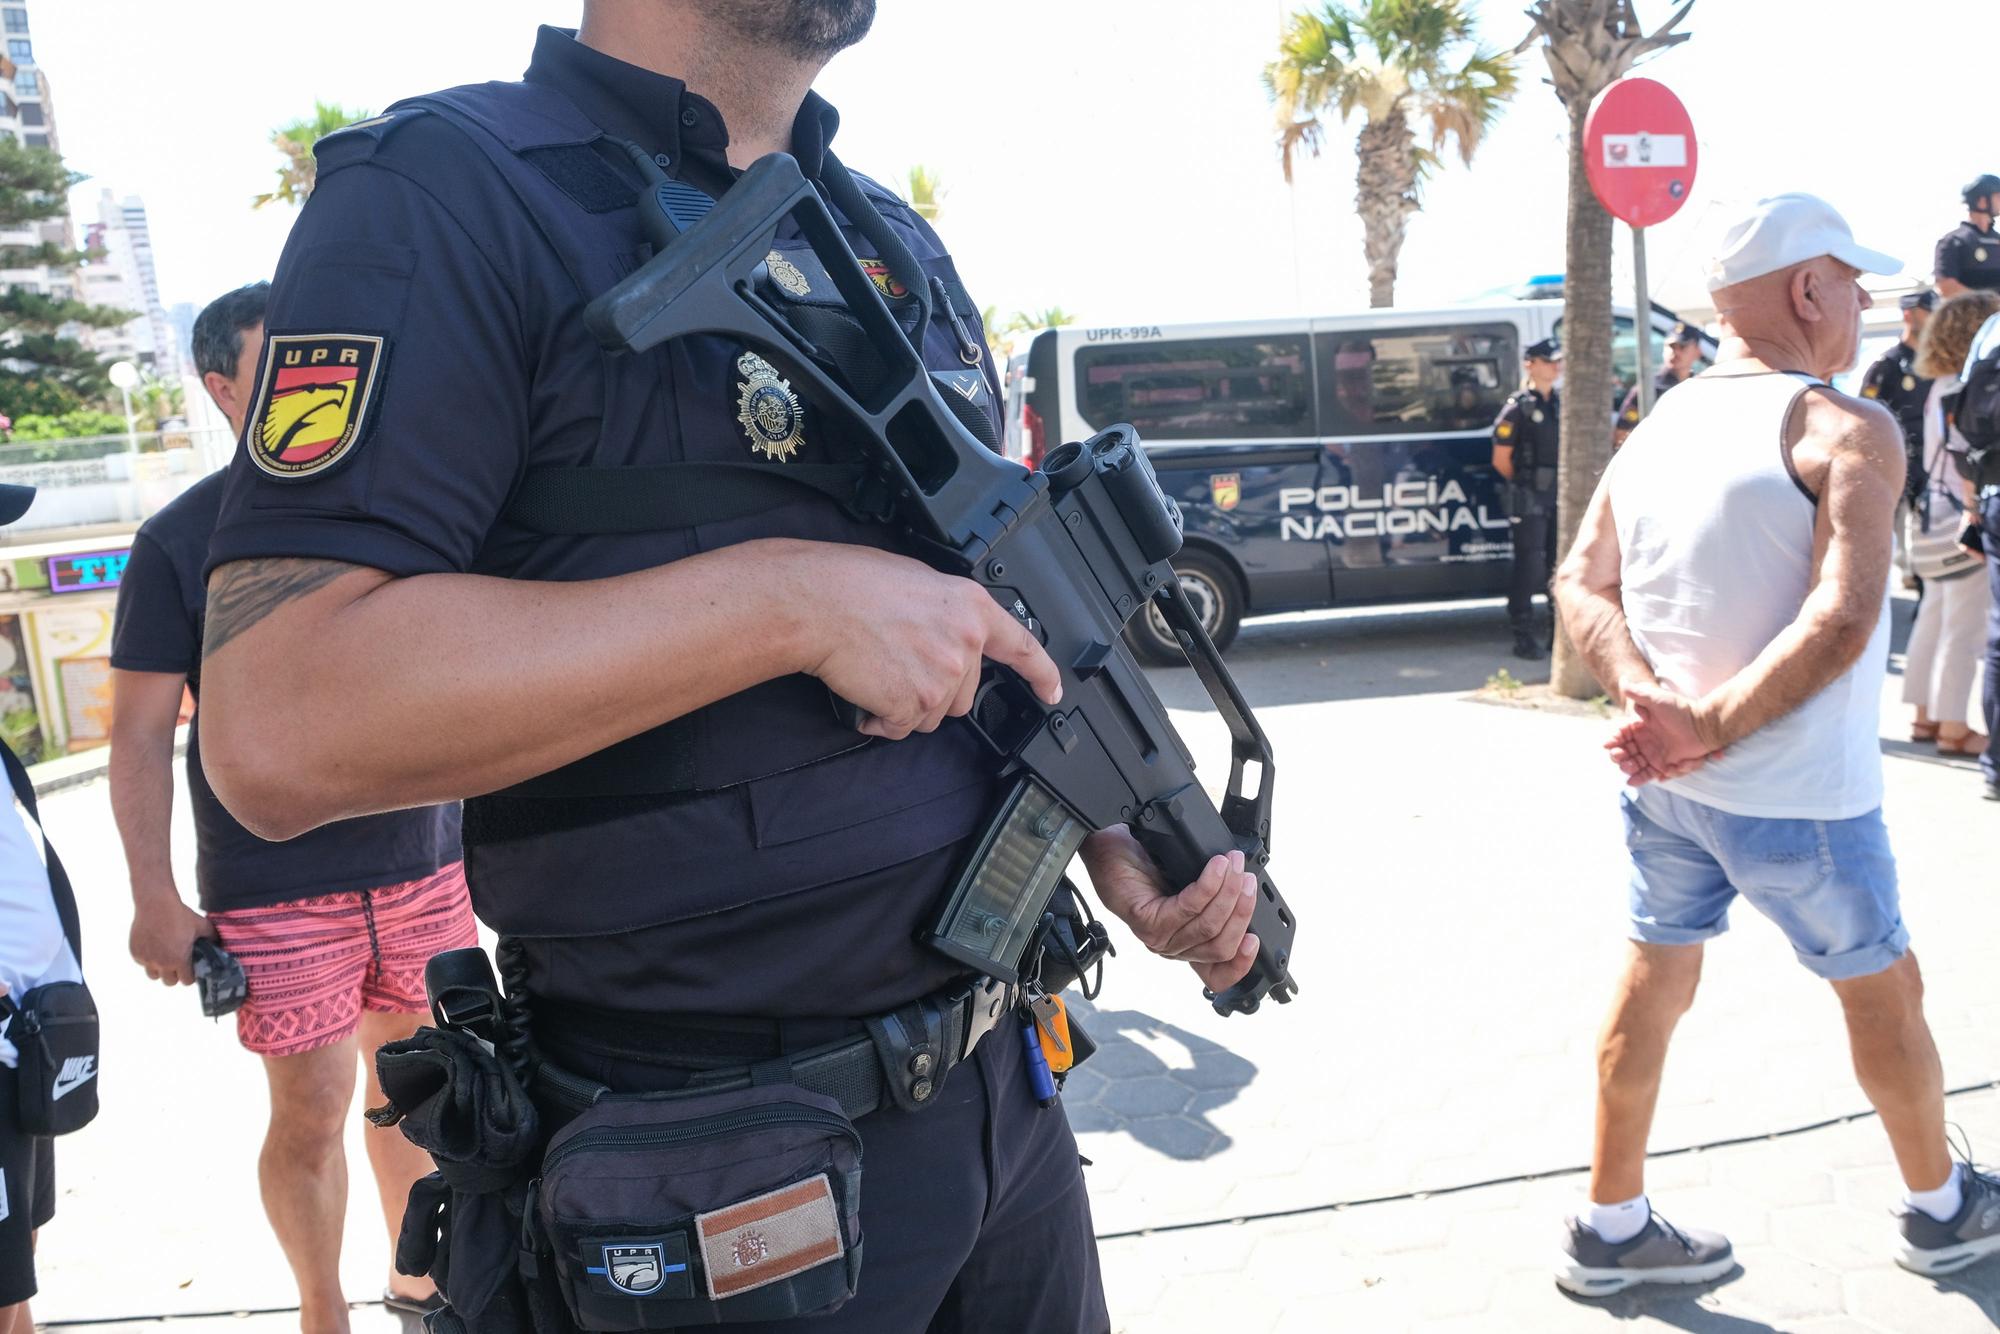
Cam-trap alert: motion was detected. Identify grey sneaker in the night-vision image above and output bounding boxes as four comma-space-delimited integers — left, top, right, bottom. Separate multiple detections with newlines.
1896, 1165, 2000, 1276
1556, 1211, 1735, 1296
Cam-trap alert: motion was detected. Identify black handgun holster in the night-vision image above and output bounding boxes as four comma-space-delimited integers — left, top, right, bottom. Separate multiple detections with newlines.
373, 1028, 555, 1334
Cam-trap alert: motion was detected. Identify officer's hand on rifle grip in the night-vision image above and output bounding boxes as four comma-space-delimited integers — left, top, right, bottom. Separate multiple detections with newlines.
791, 544, 1062, 741
1077, 827, 1261, 993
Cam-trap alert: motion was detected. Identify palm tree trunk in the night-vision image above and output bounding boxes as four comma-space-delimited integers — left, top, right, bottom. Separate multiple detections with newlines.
1354, 110, 1417, 309
1549, 92, 1616, 699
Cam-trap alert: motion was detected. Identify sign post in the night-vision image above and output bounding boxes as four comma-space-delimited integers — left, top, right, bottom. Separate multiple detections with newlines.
1584, 78, 1698, 419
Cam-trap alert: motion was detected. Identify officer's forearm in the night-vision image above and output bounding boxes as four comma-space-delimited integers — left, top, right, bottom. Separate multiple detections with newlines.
200, 541, 820, 839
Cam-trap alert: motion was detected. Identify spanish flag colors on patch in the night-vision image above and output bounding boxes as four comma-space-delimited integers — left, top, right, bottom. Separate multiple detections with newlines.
247, 333, 385, 479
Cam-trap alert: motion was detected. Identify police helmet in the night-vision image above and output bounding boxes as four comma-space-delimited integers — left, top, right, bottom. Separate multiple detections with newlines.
1963, 173, 2000, 207
1524, 338, 1562, 362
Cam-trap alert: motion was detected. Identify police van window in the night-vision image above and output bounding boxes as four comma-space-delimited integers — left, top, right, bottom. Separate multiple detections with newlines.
1075, 336, 1313, 441
1313, 324, 1518, 436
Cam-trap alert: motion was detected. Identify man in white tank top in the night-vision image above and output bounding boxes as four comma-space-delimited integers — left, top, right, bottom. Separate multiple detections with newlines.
1550, 195, 2000, 1295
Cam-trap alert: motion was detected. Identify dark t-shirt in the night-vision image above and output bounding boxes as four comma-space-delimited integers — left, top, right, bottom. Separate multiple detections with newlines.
110, 472, 461, 913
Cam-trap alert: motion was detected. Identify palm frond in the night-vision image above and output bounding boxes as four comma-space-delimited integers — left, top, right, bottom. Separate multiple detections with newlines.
1423, 47, 1521, 165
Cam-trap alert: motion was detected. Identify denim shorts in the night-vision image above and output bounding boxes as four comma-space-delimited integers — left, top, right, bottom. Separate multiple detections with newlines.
1621, 786, 1907, 980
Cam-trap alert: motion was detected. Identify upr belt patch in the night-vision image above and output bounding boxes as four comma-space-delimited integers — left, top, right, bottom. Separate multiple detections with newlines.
247, 333, 386, 479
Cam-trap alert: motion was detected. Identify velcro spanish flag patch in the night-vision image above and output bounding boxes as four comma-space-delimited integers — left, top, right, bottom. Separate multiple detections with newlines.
247, 333, 385, 479
695, 1174, 844, 1301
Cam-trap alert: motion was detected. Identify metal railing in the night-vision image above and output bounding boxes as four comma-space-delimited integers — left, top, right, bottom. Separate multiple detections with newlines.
0, 428, 234, 536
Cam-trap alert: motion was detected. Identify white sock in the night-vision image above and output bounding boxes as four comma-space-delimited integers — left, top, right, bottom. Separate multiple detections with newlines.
1587, 1193, 1651, 1244
1906, 1165, 1965, 1223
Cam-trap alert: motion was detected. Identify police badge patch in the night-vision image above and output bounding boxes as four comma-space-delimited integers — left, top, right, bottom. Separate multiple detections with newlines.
588, 1237, 692, 1299
1209, 473, 1240, 511
765, 252, 811, 297
736, 352, 804, 461
861, 257, 909, 300
606, 1244, 667, 1295
246, 333, 385, 479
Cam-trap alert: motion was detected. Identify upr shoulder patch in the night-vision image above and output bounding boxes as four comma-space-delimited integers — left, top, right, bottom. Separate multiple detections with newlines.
247, 333, 386, 479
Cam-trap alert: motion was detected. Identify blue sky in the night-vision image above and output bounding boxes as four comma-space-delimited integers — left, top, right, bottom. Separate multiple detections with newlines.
31, 0, 1984, 331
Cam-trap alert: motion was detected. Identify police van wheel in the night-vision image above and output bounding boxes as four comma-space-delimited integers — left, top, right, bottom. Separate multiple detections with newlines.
1126, 551, 1242, 666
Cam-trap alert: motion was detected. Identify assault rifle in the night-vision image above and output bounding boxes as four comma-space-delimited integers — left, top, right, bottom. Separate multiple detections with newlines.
583, 153, 1297, 1016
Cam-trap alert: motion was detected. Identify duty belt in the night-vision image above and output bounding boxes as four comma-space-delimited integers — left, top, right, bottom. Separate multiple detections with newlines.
527, 974, 1018, 1121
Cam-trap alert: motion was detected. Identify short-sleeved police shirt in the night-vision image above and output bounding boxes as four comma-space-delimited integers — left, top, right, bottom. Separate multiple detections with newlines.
112, 473, 461, 913
205, 29, 1001, 1016
1935, 221, 2000, 292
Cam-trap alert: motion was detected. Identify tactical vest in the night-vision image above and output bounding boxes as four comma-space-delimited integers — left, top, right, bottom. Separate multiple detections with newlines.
318, 81, 1004, 921
1509, 390, 1559, 493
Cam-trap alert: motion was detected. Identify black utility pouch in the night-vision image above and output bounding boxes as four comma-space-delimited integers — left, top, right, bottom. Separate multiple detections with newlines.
532, 1083, 862, 1331
6, 979, 100, 1136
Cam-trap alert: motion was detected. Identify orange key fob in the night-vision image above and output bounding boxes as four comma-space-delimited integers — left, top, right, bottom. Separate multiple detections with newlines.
1031, 994, 1073, 1075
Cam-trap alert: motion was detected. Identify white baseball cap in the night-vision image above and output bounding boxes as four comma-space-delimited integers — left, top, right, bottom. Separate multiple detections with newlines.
1704, 193, 1901, 292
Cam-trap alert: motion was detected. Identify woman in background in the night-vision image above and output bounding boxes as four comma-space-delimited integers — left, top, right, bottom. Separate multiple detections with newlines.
1903, 289, 2000, 756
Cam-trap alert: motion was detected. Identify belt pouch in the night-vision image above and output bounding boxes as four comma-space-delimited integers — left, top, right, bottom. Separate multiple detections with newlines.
533, 1083, 863, 1330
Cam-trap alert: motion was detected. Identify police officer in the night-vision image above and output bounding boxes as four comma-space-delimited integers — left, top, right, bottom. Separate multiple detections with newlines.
1613, 322, 1701, 447
1858, 289, 1936, 505
1935, 173, 2000, 298
1492, 339, 1563, 659
195, 8, 1260, 1334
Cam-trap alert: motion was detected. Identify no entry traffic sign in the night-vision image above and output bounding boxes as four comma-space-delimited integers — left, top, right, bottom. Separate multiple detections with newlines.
1585, 77, 1697, 229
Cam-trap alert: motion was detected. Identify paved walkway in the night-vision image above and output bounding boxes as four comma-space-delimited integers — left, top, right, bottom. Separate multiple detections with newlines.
27, 597, 2000, 1332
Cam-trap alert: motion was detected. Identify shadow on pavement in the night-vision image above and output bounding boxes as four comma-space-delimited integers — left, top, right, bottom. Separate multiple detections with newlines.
1146, 602, 1546, 712
1057, 999, 1256, 1161
1555, 1268, 1770, 1330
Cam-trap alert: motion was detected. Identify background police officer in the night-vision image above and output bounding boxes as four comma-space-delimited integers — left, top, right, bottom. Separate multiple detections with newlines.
194, 4, 1260, 1332
1859, 289, 1935, 507
1492, 339, 1563, 659
1935, 173, 2000, 297
1614, 322, 1701, 448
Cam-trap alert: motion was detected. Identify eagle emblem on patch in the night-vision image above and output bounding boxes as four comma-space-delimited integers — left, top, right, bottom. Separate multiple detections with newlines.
1209, 473, 1240, 511
247, 334, 385, 479
861, 258, 909, 300
765, 252, 811, 297
736, 352, 804, 461
604, 1244, 667, 1296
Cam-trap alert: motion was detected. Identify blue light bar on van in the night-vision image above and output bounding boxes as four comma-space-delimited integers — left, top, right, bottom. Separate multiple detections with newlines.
1517, 274, 1564, 301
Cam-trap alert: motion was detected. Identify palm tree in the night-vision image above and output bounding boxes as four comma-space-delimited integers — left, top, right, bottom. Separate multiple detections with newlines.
1266, 1, 1518, 308
133, 371, 184, 429
905, 165, 946, 224
1518, 0, 1692, 697
252, 100, 373, 209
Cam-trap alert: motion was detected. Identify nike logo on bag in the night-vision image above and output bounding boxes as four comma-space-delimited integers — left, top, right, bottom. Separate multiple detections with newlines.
50, 1054, 95, 1101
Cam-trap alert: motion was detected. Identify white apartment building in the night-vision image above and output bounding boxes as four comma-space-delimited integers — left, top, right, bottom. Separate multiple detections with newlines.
77, 189, 181, 379
0, 4, 75, 304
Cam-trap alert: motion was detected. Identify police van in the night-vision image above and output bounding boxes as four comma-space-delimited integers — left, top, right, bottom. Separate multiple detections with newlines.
1003, 288, 1705, 662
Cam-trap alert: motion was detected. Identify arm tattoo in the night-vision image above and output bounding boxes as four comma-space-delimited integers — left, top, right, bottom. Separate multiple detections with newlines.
203, 559, 357, 656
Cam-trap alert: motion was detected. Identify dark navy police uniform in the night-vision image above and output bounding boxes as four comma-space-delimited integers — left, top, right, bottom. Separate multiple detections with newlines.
1936, 220, 2000, 293
206, 27, 1106, 1333
1616, 367, 1683, 437
113, 473, 461, 913
1492, 383, 1560, 642
1858, 339, 1932, 503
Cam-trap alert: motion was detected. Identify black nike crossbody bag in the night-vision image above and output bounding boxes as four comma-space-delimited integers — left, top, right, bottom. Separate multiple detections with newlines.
0, 741, 99, 1137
